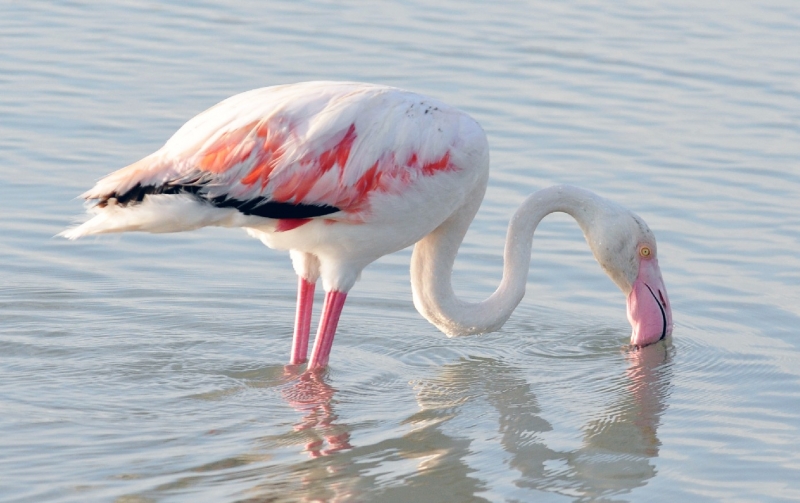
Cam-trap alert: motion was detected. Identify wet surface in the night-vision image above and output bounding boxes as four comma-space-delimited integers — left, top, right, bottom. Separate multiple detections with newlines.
1, 1, 799, 501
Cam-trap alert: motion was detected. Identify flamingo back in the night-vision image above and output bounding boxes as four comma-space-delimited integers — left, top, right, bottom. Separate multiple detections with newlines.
79, 82, 488, 226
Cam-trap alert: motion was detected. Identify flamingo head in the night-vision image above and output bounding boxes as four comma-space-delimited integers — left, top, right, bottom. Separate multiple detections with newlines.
581, 203, 673, 347
625, 241, 672, 347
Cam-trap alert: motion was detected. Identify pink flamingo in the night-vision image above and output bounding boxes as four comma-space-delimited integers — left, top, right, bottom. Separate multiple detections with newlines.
61, 81, 672, 368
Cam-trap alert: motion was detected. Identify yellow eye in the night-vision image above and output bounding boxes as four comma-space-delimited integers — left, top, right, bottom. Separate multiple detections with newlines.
640, 246, 651, 258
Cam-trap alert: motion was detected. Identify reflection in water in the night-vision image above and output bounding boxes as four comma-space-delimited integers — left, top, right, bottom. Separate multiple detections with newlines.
409, 344, 673, 501
272, 367, 490, 503
246, 344, 673, 501
572, 346, 673, 487
282, 366, 352, 458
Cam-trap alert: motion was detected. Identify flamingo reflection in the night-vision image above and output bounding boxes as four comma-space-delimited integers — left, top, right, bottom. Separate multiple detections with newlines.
265, 342, 672, 501
409, 343, 673, 500
282, 366, 352, 458
568, 344, 673, 493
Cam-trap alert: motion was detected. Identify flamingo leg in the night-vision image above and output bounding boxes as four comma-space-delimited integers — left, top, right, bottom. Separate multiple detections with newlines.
307, 290, 348, 369
290, 277, 316, 364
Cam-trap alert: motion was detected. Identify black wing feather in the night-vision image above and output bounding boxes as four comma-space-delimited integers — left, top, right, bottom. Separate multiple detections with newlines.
101, 182, 340, 219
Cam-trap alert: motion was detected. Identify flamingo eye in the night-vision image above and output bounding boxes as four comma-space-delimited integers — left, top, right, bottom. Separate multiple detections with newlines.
639, 246, 651, 258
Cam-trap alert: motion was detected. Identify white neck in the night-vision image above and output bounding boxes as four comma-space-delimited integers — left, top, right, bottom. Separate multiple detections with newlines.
410, 184, 605, 336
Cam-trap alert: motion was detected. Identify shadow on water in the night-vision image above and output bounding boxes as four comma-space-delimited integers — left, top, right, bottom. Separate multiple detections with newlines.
212, 342, 674, 502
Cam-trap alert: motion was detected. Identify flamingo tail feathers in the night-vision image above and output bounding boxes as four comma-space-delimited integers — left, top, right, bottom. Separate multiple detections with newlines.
58, 194, 242, 239
60, 155, 342, 240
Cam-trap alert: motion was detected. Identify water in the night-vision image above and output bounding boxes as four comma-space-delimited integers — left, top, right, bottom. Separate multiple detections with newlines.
2, 1, 799, 501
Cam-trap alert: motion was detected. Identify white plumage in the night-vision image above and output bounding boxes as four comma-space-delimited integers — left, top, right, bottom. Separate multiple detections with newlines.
62, 81, 672, 369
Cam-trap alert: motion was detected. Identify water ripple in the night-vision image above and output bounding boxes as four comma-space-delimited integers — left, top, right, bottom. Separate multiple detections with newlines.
3, 0, 800, 501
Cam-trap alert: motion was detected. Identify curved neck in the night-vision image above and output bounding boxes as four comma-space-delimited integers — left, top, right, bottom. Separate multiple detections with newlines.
410, 185, 602, 336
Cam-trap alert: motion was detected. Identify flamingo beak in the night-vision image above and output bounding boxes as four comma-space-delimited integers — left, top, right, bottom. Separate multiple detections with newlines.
627, 257, 672, 347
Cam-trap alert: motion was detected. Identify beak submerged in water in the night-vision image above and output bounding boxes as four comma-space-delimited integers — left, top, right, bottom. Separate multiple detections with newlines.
627, 257, 672, 347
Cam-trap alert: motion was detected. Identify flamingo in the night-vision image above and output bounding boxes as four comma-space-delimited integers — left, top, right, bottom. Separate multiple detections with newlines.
61, 81, 673, 369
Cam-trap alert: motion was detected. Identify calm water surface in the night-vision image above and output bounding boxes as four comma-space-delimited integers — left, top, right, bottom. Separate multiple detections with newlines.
2, 1, 799, 501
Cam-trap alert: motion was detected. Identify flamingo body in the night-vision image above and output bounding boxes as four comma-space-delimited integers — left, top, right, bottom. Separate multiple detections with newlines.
62, 81, 672, 369
66, 82, 487, 292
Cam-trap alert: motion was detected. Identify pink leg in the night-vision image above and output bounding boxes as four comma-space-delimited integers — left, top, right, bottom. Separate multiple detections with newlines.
290, 277, 316, 364
307, 291, 348, 369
